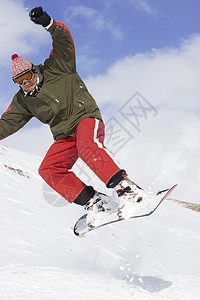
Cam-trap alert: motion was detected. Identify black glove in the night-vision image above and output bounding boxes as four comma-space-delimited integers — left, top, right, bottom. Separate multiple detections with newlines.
29, 7, 51, 27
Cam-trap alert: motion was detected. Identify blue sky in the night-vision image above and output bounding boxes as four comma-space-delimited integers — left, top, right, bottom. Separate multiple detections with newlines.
25, 0, 200, 77
0, 0, 199, 115
0, 0, 199, 90
0, 0, 199, 111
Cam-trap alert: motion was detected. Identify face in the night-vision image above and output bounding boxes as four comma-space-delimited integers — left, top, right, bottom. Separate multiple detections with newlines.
21, 72, 38, 92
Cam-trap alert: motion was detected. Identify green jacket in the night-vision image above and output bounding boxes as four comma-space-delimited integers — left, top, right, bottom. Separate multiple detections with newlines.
0, 19, 102, 141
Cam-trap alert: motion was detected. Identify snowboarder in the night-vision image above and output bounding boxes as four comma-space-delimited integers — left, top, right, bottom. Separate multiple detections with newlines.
0, 7, 146, 227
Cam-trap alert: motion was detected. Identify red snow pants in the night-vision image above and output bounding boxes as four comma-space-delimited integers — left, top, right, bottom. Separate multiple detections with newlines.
39, 118, 124, 203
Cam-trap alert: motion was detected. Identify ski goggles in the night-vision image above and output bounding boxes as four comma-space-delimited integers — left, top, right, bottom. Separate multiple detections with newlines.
13, 69, 34, 85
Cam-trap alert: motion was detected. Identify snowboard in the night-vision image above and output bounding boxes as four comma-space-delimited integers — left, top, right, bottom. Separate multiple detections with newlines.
74, 184, 177, 237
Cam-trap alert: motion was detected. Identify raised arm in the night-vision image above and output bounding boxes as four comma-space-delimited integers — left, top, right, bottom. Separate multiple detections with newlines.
29, 7, 76, 73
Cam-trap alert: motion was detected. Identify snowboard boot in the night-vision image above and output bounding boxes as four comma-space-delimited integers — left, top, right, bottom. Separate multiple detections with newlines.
84, 191, 114, 228
114, 177, 147, 218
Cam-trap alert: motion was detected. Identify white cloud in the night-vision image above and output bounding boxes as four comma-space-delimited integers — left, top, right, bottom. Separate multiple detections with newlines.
84, 34, 200, 202
129, 0, 158, 15
86, 34, 200, 114
0, 0, 48, 66
66, 5, 123, 41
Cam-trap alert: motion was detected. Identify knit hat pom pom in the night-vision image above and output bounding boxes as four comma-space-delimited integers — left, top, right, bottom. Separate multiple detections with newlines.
11, 54, 19, 60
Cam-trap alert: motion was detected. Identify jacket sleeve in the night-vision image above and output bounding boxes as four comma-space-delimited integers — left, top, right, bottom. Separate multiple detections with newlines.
0, 95, 32, 141
45, 19, 76, 73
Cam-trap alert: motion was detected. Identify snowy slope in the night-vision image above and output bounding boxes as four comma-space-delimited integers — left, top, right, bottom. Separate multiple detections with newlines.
0, 145, 200, 300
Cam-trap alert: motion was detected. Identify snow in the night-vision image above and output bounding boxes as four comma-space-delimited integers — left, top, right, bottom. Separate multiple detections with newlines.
0, 145, 200, 299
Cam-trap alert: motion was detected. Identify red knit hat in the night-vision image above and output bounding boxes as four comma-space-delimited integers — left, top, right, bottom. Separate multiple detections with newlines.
11, 54, 32, 77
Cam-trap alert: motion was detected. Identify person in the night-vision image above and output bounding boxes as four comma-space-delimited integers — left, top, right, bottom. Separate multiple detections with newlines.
0, 7, 145, 227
